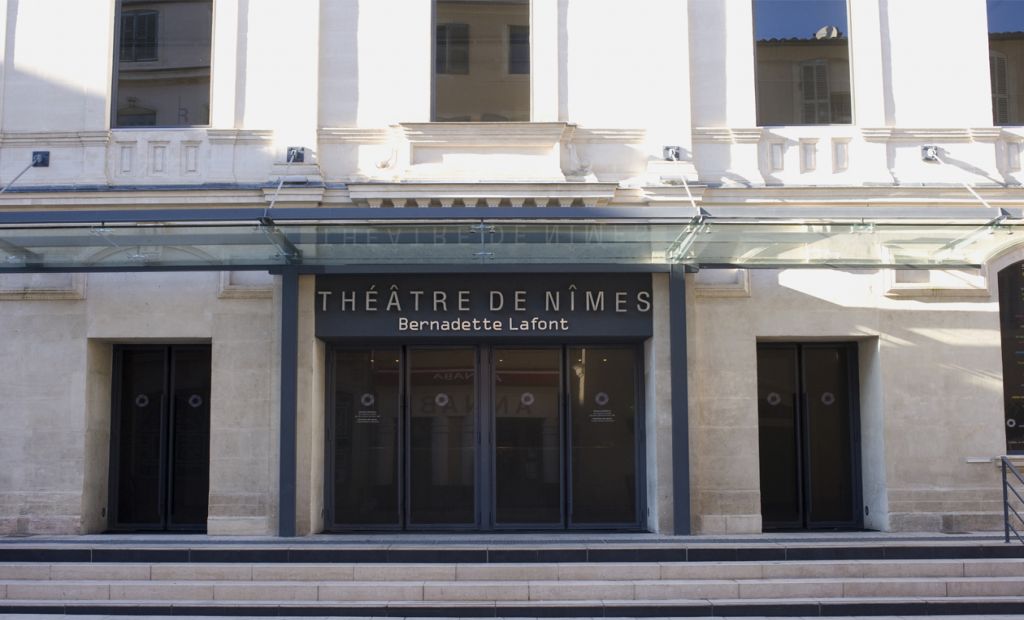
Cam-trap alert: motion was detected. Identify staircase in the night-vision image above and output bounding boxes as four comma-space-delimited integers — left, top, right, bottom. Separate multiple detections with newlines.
2, 537, 1023, 616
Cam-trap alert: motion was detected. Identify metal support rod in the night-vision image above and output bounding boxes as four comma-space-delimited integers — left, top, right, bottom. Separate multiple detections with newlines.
278, 269, 299, 537
1005, 457, 1011, 544
669, 264, 691, 535
0, 160, 36, 195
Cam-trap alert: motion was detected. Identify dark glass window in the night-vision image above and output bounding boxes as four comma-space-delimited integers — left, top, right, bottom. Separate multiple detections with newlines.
114, 1, 212, 127
988, 0, 1024, 125
330, 349, 402, 528
436, 23, 470, 75
434, 1, 530, 122
120, 11, 158, 62
568, 347, 637, 525
998, 261, 1024, 453
753, 0, 852, 126
508, 25, 530, 74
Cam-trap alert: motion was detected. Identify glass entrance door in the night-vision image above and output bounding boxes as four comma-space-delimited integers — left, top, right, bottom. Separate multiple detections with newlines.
326, 345, 641, 531
110, 345, 211, 531
493, 348, 562, 526
757, 343, 861, 530
408, 348, 477, 527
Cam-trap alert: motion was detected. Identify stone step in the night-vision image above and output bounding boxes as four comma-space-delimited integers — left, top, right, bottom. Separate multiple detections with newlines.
3, 595, 1024, 617
3, 539, 1023, 565
2, 558, 1023, 581
3, 576, 1024, 602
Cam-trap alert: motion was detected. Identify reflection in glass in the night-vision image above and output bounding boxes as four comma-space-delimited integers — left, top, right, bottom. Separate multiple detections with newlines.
409, 348, 476, 525
169, 347, 210, 527
988, 0, 1024, 125
434, 0, 530, 121
999, 262, 1024, 452
803, 347, 853, 524
116, 348, 166, 526
754, 0, 852, 126
494, 348, 561, 525
757, 346, 802, 528
568, 347, 637, 525
332, 349, 401, 527
115, 1, 212, 127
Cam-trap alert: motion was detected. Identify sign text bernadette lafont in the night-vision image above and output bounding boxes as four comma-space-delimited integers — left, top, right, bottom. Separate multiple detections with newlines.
314, 274, 654, 339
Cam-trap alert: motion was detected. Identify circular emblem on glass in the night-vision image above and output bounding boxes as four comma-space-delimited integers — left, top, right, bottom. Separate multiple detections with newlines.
821, 392, 836, 406
520, 392, 535, 406
134, 394, 149, 408
188, 394, 203, 409
1009, 419, 1018, 429
594, 392, 610, 407
766, 392, 782, 406
435, 393, 450, 407
361, 393, 376, 408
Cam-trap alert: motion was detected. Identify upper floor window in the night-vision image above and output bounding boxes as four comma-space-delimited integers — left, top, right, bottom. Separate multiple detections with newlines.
120, 10, 158, 62
113, 0, 212, 128
436, 23, 470, 75
433, 0, 530, 122
508, 25, 530, 75
988, 0, 1024, 126
753, 0, 852, 126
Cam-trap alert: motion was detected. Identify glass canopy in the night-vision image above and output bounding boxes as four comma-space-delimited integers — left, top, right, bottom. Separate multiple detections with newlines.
0, 211, 1021, 271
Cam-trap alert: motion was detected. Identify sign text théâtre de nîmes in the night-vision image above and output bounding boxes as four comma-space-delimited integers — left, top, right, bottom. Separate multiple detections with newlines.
314, 274, 653, 340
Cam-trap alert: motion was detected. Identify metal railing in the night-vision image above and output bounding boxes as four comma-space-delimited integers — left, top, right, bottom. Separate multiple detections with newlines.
1002, 456, 1024, 544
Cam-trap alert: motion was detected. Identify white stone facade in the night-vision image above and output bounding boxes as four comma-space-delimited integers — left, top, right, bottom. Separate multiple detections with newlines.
0, 0, 1021, 536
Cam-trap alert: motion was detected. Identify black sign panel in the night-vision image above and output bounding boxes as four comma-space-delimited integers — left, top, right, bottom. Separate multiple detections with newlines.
315, 274, 653, 339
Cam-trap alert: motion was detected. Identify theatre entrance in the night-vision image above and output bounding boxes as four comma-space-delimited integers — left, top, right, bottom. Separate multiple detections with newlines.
326, 345, 642, 531
108, 345, 211, 531
756, 343, 862, 531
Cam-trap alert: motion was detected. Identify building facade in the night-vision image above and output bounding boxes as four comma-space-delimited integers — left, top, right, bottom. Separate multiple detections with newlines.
1, 0, 1024, 537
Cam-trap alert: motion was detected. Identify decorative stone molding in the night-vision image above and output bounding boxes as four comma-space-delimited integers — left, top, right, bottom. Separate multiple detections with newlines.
693, 269, 751, 298
861, 128, 895, 143
346, 181, 618, 209
399, 122, 572, 147
570, 128, 647, 144
862, 127, 1004, 144
218, 271, 274, 300
261, 184, 325, 205
0, 131, 110, 147
207, 129, 275, 145
642, 184, 707, 206
0, 273, 86, 300
693, 128, 764, 144
318, 128, 392, 144
883, 267, 990, 299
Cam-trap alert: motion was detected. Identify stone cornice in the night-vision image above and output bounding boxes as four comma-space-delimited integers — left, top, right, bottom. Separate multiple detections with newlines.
0, 131, 110, 147
863, 127, 1005, 143
318, 127, 392, 144
692, 128, 763, 144
702, 184, 1024, 208
569, 128, 647, 144
206, 129, 274, 144
346, 181, 618, 208
399, 122, 572, 147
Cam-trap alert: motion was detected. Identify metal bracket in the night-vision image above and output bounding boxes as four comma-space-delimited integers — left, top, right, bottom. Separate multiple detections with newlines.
258, 217, 302, 264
